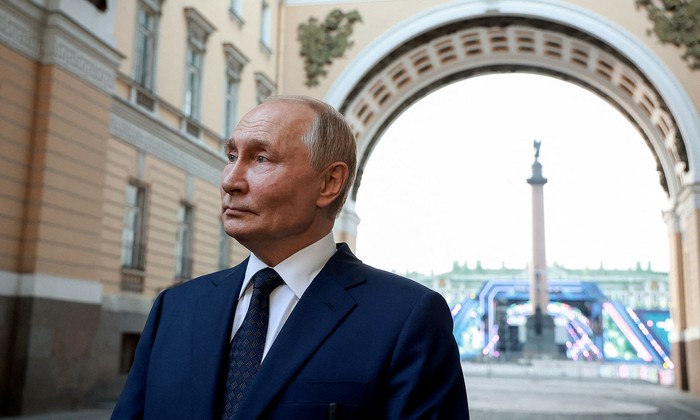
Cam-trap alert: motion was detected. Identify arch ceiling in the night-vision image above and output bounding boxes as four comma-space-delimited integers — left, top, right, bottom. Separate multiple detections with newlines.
325, 1, 699, 204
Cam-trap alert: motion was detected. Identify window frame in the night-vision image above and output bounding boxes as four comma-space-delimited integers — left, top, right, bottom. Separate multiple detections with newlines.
182, 8, 216, 122
255, 71, 276, 104
222, 43, 249, 138
174, 201, 195, 282
229, 0, 244, 25
259, 0, 272, 53
183, 44, 204, 120
133, 6, 156, 89
120, 182, 148, 270
120, 180, 149, 293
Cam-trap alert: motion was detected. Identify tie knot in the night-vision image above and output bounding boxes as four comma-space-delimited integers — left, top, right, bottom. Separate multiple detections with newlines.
252, 268, 284, 295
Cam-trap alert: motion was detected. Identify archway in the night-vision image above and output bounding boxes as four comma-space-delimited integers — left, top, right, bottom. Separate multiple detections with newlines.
354, 73, 669, 275
327, 1, 700, 395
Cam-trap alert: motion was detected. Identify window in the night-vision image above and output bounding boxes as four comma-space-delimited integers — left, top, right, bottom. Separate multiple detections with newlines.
224, 76, 239, 137
183, 8, 216, 122
255, 72, 275, 104
229, 0, 244, 24
218, 224, 231, 270
120, 333, 141, 374
121, 182, 147, 292
183, 46, 203, 120
88, 0, 108, 12
132, 1, 162, 110
175, 202, 194, 282
223, 43, 249, 137
134, 5, 157, 89
260, 0, 272, 51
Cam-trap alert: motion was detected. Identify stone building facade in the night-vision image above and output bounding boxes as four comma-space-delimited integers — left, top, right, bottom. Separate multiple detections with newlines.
0, 0, 277, 414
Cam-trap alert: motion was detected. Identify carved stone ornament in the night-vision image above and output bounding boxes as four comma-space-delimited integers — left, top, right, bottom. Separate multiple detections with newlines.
636, 0, 700, 70
298, 9, 362, 87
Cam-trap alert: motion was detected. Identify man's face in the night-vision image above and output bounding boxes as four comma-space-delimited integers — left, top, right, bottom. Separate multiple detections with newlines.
220, 101, 325, 256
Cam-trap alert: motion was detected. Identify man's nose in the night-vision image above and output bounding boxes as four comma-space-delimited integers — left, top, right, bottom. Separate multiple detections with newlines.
221, 162, 247, 193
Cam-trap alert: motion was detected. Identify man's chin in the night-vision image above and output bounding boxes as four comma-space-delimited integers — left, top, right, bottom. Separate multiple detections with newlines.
222, 223, 244, 238
223, 225, 254, 245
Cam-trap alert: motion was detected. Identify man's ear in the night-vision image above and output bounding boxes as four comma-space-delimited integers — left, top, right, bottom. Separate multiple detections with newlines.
316, 162, 349, 209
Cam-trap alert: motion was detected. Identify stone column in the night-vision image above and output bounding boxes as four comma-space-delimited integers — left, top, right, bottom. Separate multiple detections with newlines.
523, 141, 558, 358
664, 207, 688, 390
527, 141, 549, 315
675, 184, 700, 397
334, 199, 361, 251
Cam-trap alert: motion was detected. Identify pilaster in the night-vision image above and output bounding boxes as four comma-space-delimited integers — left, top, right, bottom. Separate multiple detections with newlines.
0, 0, 123, 414
673, 183, 700, 396
334, 200, 361, 251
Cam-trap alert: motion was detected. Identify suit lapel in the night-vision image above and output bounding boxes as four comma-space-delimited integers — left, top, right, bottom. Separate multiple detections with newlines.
237, 244, 365, 418
190, 261, 247, 417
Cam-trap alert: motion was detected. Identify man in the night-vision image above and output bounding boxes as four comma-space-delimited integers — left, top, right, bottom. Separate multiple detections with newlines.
112, 96, 469, 419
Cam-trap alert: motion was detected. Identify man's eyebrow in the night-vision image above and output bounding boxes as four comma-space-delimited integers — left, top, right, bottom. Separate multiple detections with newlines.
225, 137, 272, 149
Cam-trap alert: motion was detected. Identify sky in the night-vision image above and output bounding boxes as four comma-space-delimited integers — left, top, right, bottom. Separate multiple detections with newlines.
354, 73, 670, 276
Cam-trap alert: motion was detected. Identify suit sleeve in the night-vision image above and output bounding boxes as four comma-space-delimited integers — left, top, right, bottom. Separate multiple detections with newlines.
384, 290, 469, 419
111, 291, 166, 420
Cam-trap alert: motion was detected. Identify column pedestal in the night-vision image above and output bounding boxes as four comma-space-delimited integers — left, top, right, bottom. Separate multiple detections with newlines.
523, 309, 560, 359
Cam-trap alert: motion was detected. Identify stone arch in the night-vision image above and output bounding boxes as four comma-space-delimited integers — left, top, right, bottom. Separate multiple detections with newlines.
328, 0, 700, 395
328, 5, 697, 206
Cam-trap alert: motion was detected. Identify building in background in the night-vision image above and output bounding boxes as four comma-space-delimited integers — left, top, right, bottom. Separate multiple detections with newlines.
0, 0, 279, 415
414, 262, 670, 311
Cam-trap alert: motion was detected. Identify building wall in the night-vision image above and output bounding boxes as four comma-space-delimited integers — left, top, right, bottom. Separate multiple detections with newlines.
26, 64, 110, 280
113, 0, 279, 142
281, 0, 700, 112
0, 42, 35, 273
0, 0, 117, 412
192, 176, 228, 275
281, 0, 431, 94
9, 297, 102, 415
100, 138, 139, 295
679, 206, 700, 396
1, 15, 41, 414
0, 0, 277, 414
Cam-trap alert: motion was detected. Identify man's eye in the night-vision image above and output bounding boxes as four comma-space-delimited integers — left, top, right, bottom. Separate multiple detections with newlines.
227, 153, 238, 162
256, 155, 268, 163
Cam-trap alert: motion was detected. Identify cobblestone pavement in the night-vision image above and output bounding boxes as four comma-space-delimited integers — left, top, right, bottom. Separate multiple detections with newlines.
8, 362, 700, 419
464, 362, 700, 419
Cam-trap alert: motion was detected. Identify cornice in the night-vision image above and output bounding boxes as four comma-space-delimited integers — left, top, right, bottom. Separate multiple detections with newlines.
41, 10, 123, 94
676, 183, 700, 222
110, 98, 225, 186
0, 0, 123, 94
0, 270, 103, 305
669, 326, 700, 343
0, 0, 42, 59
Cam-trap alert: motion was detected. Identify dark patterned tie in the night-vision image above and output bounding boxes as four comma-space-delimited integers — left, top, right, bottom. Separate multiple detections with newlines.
223, 268, 284, 419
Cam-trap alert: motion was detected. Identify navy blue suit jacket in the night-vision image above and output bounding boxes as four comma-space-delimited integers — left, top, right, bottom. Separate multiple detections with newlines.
112, 244, 468, 419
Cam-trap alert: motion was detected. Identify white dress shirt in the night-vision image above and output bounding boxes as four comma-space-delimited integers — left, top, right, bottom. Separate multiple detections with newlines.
230, 232, 337, 360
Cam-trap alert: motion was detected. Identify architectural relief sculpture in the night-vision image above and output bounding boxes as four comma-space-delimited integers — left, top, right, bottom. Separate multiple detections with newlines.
298, 9, 362, 87
636, 0, 700, 70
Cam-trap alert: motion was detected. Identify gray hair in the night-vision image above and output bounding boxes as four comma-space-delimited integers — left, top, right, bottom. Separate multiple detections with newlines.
264, 95, 357, 218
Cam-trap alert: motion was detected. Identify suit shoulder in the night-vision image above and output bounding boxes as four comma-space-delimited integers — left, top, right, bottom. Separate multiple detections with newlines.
164, 266, 240, 296
361, 264, 436, 296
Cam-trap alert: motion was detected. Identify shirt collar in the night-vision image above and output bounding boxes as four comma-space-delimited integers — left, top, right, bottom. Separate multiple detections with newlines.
242, 232, 337, 299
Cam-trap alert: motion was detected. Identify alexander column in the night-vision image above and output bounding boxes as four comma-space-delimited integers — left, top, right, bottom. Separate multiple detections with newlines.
528, 140, 549, 321
524, 140, 557, 356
